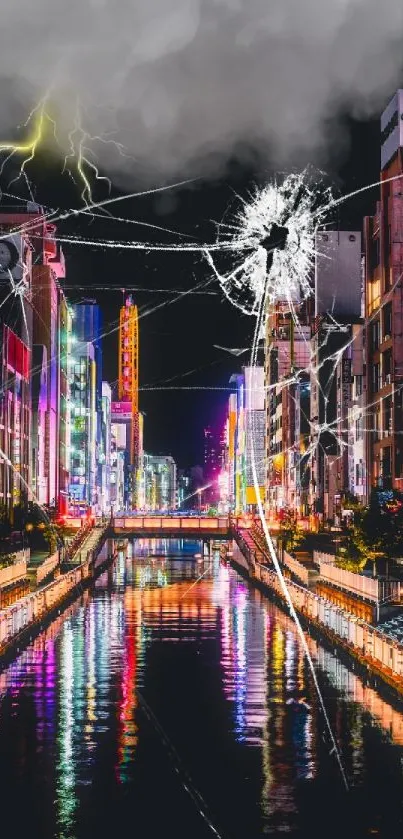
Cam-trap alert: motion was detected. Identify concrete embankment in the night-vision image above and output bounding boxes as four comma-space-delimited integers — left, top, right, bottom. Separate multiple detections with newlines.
229, 537, 403, 704
0, 527, 116, 665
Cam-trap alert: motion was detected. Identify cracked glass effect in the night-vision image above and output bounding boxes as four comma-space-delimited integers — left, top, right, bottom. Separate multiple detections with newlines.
0, 153, 402, 795
207, 170, 332, 316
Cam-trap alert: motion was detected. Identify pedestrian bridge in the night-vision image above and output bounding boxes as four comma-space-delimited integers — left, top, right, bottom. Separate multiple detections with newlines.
112, 515, 230, 538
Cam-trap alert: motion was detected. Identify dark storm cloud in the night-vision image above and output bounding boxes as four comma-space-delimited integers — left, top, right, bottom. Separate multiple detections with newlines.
1, 0, 403, 181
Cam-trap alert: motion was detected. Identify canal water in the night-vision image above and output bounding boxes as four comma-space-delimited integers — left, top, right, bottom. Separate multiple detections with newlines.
1, 537, 403, 839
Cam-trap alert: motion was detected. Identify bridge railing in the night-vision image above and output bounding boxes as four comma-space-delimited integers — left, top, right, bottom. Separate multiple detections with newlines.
114, 516, 229, 531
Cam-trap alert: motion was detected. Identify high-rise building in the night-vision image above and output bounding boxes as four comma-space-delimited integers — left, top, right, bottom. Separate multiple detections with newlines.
118, 295, 140, 506
99, 382, 112, 515
71, 303, 103, 511
136, 412, 145, 509
57, 295, 72, 515
110, 422, 127, 514
227, 394, 237, 511
228, 367, 265, 514
244, 367, 265, 505
0, 327, 31, 519
0, 203, 67, 518
32, 261, 59, 509
309, 231, 362, 522
203, 422, 228, 505
31, 344, 48, 505
229, 374, 245, 513
0, 216, 33, 519
111, 401, 133, 511
188, 465, 205, 510
68, 338, 96, 511
281, 374, 311, 518
265, 301, 311, 517
364, 88, 403, 493
177, 470, 191, 509
144, 455, 177, 511
203, 426, 220, 503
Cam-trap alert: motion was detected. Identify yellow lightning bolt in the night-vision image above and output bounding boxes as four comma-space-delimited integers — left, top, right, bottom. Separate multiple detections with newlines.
0, 97, 123, 207
63, 100, 112, 205
0, 104, 46, 180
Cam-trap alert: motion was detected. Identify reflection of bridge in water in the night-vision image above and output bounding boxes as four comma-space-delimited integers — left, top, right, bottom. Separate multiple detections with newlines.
112, 515, 230, 538
130, 537, 209, 560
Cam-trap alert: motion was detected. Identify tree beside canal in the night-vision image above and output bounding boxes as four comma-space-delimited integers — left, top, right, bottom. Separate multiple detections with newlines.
278, 508, 304, 554
337, 489, 403, 574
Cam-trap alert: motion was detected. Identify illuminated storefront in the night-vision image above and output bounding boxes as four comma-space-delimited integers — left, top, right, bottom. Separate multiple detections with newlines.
0, 326, 31, 513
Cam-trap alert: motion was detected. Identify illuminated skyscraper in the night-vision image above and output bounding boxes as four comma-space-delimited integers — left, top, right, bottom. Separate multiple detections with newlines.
70, 303, 103, 511
118, 296, 140, 506
0, 203, 68, 517
99, 383, 112, 515
204, 425, 220, 504
228, 368, 265, 514
144, 455, 177, 511
110, 416, 127, 513
364, 89, 403, 493
68, 338, 96, 511
58, 295, 72, 515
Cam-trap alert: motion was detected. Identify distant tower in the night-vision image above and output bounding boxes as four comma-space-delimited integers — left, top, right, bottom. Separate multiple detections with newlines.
118, 295, 139, 412
118, 296, 139, 498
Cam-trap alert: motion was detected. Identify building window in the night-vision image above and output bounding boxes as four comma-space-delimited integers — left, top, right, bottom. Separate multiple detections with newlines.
371, 320, 380, 351
383, 395, 393, 437
383, 302, 392, 340
382, 447, 392, 487
372, 363, 380, 393
370, 237, 380, 272
355, 417, 363, 441
373, 404, 380, 441
382, 348, 392, 385
355, 375, 363, 397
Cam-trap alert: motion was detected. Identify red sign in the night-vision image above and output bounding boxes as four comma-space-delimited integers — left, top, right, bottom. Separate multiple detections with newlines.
4, 326, 30, 380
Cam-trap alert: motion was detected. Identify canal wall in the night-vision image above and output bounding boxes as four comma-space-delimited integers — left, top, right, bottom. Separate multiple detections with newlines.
0, 558, 28, 589
0, 528, 115, 664
230, 540, 403, 701
31, 551, 60, 586
316, 561, 400, 604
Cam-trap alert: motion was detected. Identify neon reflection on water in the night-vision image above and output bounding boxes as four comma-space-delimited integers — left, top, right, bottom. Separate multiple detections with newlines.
219, 568, 268, 746
116, 589, 142, 783
3, 545, 403, 837
233, 584, 247, 739
56, 624, 76, 839
115, 547, 169, 781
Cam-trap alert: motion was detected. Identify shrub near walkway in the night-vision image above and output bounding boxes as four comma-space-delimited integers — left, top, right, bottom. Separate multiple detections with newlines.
335, 489, 403, 576
0, 553, 16, 570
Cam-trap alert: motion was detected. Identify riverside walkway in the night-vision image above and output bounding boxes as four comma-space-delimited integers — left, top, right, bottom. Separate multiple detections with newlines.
230, 522, 403, 700
0, 523, 111, 657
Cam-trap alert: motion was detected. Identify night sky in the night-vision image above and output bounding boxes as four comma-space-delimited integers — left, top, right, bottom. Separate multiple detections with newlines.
0, 114, 381, 468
